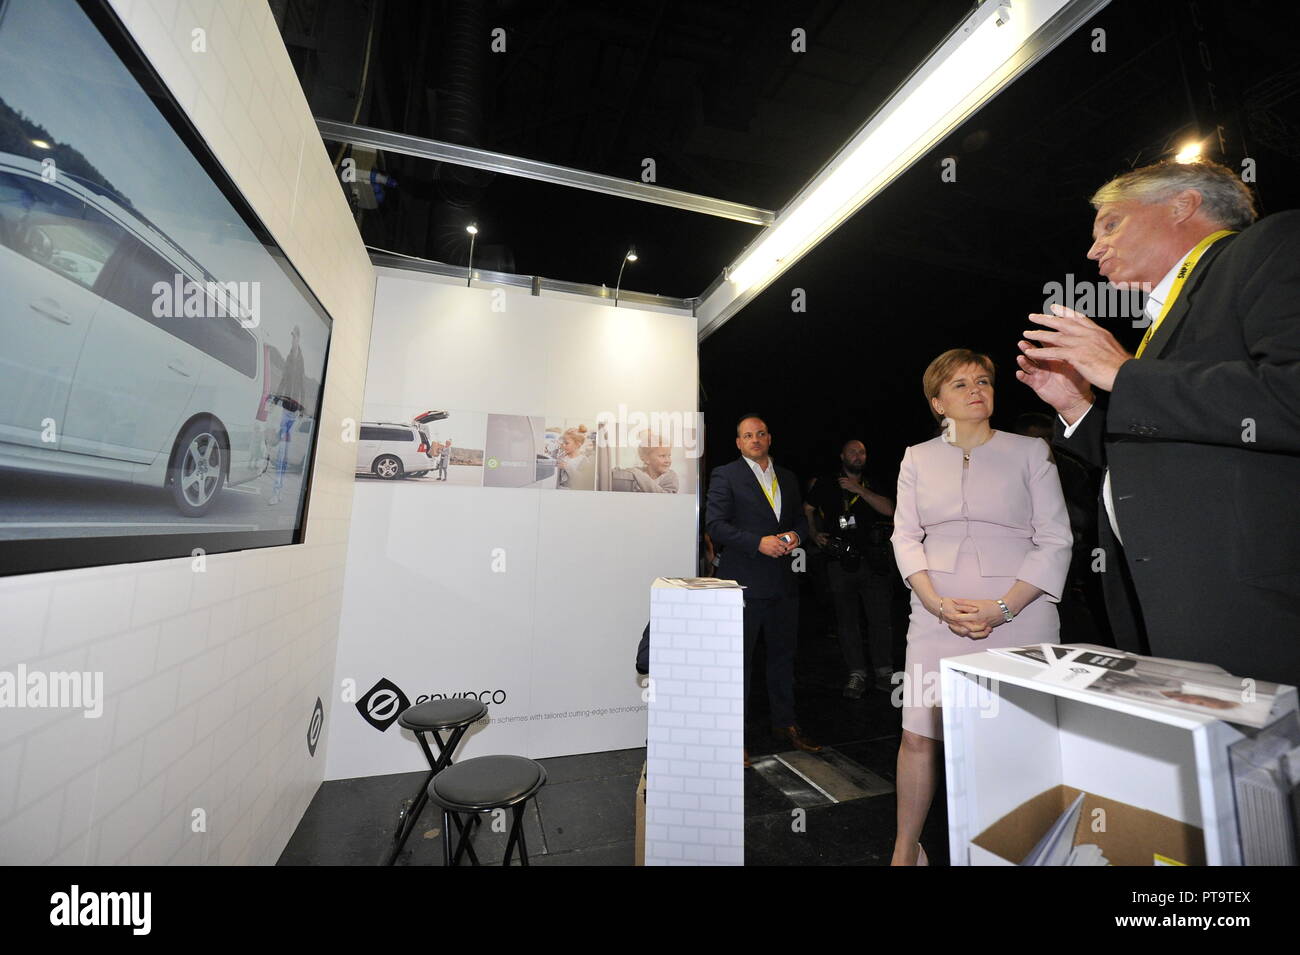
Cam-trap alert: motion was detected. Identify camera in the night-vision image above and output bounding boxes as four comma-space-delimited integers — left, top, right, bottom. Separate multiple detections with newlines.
821, 535, 859, 561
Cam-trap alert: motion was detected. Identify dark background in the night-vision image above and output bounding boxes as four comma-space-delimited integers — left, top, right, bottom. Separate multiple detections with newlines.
276, 0, 1300, 488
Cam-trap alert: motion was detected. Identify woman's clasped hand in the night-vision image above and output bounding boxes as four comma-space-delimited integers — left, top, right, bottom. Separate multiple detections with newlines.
934, 596, 1009, 639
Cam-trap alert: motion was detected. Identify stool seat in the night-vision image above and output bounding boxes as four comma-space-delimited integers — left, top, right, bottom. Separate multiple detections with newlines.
429, 755, 547, 812
398, 698, 487, 731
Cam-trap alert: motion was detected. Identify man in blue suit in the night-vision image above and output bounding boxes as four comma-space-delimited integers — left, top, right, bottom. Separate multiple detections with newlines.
706, 415, 821, 766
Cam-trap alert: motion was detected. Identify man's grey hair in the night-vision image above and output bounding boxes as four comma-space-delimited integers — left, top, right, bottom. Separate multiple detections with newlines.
1090, 160, 1258, 231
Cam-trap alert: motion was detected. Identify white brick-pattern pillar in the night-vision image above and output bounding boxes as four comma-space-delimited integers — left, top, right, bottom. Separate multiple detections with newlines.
644, 579, 744, 865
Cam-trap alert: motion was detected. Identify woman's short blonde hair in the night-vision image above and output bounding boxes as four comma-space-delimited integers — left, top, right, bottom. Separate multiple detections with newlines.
922, 349, 995, 422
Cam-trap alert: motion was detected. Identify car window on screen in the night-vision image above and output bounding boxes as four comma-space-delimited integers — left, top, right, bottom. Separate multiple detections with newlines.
0, 172, 124, 289
207, 313, 256, 378
103, 239, 206, 350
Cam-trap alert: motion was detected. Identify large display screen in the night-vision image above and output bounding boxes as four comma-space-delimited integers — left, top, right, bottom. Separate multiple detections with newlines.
0, 0, 334, 576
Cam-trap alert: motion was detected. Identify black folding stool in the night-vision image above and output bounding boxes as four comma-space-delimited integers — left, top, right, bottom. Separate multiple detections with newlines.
385, 698, 487, 866
427, 755, 548, 866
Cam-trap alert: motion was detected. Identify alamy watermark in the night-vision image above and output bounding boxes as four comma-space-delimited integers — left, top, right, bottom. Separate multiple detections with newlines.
891, 665, 1001, 720
0, 665, 103, 718
1042, 274, 1153, 327
593, 405, 704, 458
151, 273, 261, 328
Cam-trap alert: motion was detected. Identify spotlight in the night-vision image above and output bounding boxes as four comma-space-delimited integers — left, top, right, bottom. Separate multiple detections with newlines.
1174, 141, 1203, 163
466, 223, 478, 286
30, 139, 51, 149
615, 247, 637, 306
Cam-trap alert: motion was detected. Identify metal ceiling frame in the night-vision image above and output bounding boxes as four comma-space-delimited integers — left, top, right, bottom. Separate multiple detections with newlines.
317, 118, 775, 226
321, 0, 1111, 338
368, 247, 699, 313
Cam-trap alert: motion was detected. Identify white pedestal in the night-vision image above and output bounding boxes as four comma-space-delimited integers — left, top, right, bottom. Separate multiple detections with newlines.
644, 578, 745, 865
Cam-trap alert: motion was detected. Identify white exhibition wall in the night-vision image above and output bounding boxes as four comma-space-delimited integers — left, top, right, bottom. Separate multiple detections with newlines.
0, 1, 374, 864
326, 270, 699, 778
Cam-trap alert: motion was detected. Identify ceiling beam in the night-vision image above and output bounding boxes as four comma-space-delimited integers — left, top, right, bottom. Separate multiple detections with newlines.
316, 118, 776, 225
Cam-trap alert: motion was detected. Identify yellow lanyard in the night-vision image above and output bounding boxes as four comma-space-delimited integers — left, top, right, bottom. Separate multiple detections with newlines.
841, 481, 860, 515
1135, 229, 1235, 357
756, 467, 778, 513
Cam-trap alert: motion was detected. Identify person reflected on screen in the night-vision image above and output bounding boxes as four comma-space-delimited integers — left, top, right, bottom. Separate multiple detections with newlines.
268, 324, 305, 506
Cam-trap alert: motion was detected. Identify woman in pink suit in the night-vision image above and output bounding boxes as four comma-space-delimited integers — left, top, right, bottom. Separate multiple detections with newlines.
890, 349, 1071, 866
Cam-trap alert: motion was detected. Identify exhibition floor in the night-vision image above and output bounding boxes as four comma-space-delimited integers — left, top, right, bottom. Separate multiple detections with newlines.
280, 584, 951, 865
743, 622, 949, 866
280, 747, 645, 865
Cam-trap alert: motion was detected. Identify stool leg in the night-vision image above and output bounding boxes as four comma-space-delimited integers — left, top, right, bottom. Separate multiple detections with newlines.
449, 812, 481, 866
514, 804, 531, 866
388, 723, 472, 865
503, 803, 530, 866
386, 764, 436, 865
431, 724, 471, 773
502, 812, 518, 866
441, 809, 453, 867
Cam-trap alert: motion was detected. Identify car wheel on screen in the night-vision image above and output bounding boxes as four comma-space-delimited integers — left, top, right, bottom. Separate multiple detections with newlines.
169, 419, 227, 517
374, 455, 403, 479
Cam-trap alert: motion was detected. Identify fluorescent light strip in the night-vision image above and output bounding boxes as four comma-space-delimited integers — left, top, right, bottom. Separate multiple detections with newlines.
729, 1, 1029, 292
715, 0, 1110, 310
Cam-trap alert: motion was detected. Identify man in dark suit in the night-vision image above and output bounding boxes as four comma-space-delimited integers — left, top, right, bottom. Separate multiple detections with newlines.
1017, 159, 1300, 686
706, 415, 821, 764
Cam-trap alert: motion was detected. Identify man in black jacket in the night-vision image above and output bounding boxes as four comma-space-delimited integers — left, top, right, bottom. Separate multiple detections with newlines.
706, 415, 821, 763
1017, 159, 1299, 685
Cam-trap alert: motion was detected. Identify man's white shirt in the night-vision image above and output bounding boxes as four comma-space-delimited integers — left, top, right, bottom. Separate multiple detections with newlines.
745, 455, 781, 520
1059, 250, 1189, 544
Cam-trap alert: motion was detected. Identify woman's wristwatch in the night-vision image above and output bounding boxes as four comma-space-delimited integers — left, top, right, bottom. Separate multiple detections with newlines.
995, 598, 1015, 624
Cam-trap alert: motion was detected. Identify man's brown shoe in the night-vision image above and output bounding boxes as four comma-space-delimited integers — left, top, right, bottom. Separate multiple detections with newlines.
772, 724, 823, 753
743, 748, 752, 768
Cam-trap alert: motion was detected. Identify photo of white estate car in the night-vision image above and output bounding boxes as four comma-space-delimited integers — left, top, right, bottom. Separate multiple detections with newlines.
355, 422, 436, 479
0, 155, 275, 516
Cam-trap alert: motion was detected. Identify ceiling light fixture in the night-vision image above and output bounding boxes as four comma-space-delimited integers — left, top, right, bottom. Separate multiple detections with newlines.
615, 247, 637, 307
466, 223, 478, 286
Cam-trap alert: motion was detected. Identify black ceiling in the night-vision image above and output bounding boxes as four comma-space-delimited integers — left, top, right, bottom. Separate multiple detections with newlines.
276, 0, 1300, 477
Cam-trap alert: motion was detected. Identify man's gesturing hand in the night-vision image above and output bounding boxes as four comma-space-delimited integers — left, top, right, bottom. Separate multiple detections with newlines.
1015, 343, 1093, 423
1021, 303, 1133, 393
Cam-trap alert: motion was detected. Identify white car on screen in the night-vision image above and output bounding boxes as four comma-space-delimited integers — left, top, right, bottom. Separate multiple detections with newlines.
0, 155, 275, 516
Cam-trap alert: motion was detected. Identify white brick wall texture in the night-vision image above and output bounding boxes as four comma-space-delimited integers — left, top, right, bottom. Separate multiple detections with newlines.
644, 582, 744, 865
0, 1, 374, 864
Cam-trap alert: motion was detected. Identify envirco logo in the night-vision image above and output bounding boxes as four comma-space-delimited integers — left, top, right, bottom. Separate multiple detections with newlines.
50, 885, 151, 935
307, 697, 324, 755
0, 665, 102, 718
356, 677, 409, 732
415, 689, 507, 705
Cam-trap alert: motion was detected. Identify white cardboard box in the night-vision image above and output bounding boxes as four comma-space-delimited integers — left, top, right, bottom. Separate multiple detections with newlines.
940, 650, 1298, 866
